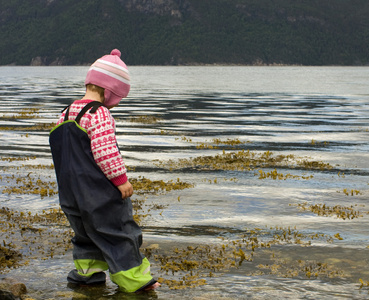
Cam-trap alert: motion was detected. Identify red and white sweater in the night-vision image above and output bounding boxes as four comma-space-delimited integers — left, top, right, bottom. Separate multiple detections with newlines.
56, 99, 127, 186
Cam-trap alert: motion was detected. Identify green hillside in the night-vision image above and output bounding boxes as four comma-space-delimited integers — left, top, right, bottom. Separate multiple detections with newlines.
0, 0, 368, 65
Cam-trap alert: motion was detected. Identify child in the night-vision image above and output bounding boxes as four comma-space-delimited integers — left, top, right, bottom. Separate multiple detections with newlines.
49, 49, 160, 293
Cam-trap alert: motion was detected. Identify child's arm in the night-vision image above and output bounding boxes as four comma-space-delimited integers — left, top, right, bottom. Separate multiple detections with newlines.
88, 107, 130, 193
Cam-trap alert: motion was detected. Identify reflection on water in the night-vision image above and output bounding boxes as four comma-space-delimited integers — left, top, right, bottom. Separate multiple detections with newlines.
1, 66, 369, 299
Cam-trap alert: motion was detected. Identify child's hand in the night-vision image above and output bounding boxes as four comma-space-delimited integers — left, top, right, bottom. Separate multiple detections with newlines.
117, 181, 134, 199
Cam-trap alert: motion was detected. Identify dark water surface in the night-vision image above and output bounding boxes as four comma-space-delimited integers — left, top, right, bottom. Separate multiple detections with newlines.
1, 66, 369, 299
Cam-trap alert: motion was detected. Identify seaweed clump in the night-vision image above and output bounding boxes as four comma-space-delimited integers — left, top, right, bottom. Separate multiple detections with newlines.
155, 149, 333, 172
0, 243, 22, 270
1, 108, 41, 120
1, 173, 58, 198
293, 202, 365, 220
0, 123, 56, 132
256, 256, 344, 279
0, 207, 72, 273
128, 115, 163, 124
130, 176, 194, 195
0, 106, 55, 133
257, 168, 314, 180
0, 158, 57, 198
177, 137, 248, 150
144, 226, 344, 290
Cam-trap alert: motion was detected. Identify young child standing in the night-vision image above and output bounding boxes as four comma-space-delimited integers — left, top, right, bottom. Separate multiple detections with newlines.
49, 49, 160, 293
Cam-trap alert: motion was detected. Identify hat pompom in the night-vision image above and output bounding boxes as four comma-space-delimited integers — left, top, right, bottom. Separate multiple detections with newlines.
110, 49, 121, 57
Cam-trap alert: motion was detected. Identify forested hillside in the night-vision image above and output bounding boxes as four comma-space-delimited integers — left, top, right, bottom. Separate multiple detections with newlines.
0, 0, 368, 65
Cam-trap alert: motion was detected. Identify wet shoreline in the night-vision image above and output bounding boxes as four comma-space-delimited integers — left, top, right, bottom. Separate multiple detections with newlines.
1, 66, 369, 298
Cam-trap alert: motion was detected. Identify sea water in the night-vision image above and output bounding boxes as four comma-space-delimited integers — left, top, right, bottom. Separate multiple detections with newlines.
0, 66, 369, 299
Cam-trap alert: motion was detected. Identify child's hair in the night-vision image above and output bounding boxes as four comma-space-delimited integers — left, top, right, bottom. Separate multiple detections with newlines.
86, 84, 105, 100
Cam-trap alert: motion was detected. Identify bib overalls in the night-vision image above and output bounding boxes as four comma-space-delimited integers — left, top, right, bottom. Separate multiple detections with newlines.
49, 101, 155, 292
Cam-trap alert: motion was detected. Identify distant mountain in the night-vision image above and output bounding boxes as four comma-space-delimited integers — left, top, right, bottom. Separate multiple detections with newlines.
1, 0, 368, 66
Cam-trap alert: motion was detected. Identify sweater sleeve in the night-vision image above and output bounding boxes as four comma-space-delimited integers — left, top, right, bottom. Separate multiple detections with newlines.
87, 107, 128, 186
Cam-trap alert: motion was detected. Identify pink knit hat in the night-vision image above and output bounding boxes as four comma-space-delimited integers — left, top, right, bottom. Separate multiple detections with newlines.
85, 49, 130, 108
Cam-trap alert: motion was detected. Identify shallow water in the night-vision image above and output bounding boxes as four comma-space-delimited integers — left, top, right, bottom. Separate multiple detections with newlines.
1, 66, 369, 299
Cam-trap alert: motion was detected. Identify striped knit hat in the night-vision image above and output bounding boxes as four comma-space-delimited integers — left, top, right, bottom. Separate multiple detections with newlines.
85, 49, 130, 108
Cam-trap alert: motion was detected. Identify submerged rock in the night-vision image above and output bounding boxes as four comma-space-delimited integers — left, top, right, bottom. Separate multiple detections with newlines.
9, 283, 27, 297
0, 289, 16, 300
0, 279, 27, 299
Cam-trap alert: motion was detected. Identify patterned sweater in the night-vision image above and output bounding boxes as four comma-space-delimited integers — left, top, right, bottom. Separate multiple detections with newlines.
56, 99, 127, 186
